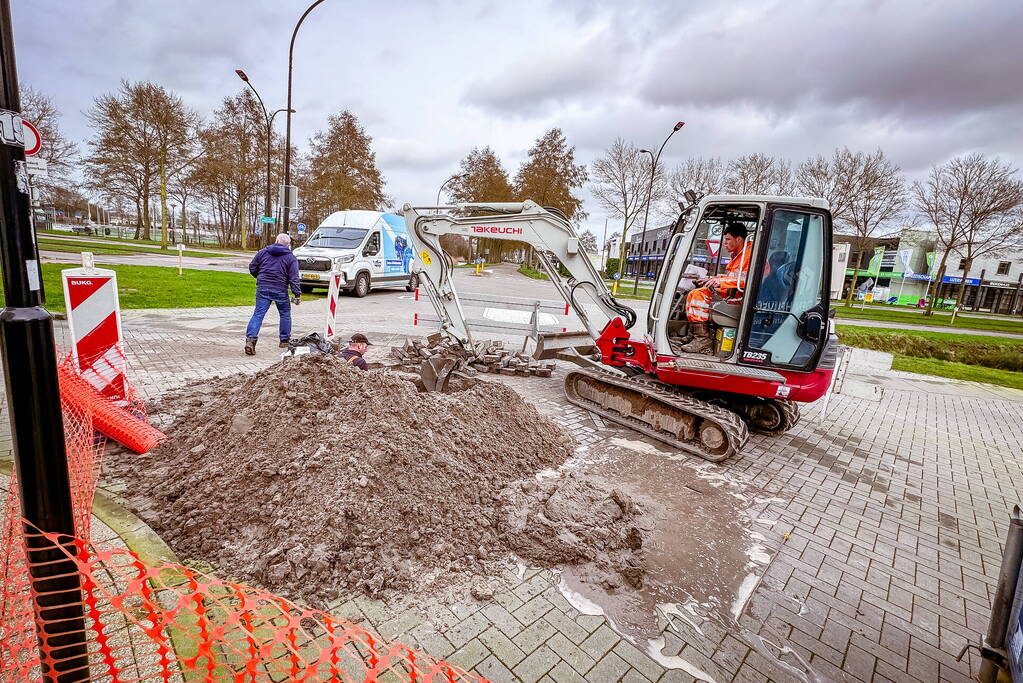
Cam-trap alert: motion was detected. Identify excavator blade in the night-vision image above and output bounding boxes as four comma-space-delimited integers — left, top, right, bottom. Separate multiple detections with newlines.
533, 331, 596, 361
419, 357, 457, 392
563, 368, 750, 462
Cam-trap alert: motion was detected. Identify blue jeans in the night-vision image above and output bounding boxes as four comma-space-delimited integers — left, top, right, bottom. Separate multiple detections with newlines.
245, 288, 292, 340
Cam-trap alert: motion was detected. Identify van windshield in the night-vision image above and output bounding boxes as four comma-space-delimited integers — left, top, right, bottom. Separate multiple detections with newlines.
305, 227, 368, 249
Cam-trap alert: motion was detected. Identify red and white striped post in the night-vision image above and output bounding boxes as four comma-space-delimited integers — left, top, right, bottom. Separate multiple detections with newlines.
323, 272, 342, 339
61, 252, 127, 401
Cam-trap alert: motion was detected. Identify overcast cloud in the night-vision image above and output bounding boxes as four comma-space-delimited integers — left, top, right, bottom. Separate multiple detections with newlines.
12, 0, 1023, 239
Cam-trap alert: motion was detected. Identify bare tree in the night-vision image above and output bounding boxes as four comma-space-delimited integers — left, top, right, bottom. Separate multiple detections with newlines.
914, 154, 1023, 314
664, 156, 725, 216
796, 149, 859, 224
590, 138, 658, 279
20, 85, 78, 185
796, 148, 907, 305
578, 229, 598, 254
723, 153, 793, 195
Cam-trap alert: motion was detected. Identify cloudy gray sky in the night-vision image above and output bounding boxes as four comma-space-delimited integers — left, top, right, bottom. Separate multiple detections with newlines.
12, 0, 1023, 238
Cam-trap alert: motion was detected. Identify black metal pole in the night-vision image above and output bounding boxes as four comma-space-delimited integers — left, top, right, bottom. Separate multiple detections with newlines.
632, 122, 684, 295
979, 506, 1023, 682
283, 0, 328, 235
0, 2, 89, 680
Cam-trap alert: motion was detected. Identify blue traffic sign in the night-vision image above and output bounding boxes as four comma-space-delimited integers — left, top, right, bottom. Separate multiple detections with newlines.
612, 271, 620, 280
297, 222, 307, 234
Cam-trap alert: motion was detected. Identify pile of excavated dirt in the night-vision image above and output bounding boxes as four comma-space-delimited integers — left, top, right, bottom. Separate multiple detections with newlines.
498, 472, 652, 592
105, 355, 586, 604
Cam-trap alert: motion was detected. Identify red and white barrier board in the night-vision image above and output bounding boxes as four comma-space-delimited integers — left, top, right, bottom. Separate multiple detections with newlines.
62, 261, 127, 401
323, 273, 342, 339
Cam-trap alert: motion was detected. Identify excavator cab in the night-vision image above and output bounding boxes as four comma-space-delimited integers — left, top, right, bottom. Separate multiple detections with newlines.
644, 195, 836, 398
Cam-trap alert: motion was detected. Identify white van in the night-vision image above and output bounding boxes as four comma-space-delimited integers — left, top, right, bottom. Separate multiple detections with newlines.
292, 210, 418, 297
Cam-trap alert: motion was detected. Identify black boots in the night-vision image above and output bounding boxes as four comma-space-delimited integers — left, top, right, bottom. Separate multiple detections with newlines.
244, 337, 257, 355
279, 339, 291, 349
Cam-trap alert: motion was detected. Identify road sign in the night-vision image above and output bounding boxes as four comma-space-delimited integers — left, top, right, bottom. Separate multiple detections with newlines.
22, 119, 41, 156
297, 222, 307, 234
26, 156, 47, 177
259, 216, 276, 224
254, 225, 262, 236
612, 271, 620, 280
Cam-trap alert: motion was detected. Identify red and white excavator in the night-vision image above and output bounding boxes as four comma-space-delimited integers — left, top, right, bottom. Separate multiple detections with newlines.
403, 194, 838, 462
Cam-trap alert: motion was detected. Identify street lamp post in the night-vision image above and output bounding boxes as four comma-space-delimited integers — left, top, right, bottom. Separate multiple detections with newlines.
236, 69, 295, 245
436, 173, 466, 209
633, 121, 685, 294
283, 0, 329, 234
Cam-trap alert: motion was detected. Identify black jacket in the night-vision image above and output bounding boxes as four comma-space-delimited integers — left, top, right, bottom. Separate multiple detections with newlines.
339, 348, 368, 370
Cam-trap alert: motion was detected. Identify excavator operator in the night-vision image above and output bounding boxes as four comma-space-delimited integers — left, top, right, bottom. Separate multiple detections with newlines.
676, 222, 753, 355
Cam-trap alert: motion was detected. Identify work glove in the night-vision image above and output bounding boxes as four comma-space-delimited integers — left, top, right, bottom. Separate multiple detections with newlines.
292, 295, 301, 306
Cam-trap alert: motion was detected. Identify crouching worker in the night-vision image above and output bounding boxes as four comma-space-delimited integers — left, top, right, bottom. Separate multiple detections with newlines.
245, 233, 301, 355
340, 333, 371, 370
678, 223, 752, 355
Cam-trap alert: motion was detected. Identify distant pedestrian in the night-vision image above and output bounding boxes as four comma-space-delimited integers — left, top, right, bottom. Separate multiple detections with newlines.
339, 333, 371, 370
245, 233, 301, 355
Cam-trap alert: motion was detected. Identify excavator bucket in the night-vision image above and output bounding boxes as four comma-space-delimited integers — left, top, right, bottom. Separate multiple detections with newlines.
533, 331, 596, 361
419, 356, 457, 392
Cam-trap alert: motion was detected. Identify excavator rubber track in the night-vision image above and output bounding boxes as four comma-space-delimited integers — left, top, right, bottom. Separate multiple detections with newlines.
564, 368, 750, 462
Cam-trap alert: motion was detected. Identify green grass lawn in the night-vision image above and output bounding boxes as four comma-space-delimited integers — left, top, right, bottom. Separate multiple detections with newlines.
41, 229, 225, 249
38, 237, 233, 259
836, 325, 1023, 390
891, 356, 1023, 390
1, 263, 324, 312
832, 303, 1023, 333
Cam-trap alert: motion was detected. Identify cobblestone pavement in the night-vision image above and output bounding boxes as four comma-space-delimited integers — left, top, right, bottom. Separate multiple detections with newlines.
5, 311, 1023, 682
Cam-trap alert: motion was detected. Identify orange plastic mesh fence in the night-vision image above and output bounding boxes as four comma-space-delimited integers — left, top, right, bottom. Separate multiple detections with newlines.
1, 353, 109, 681
4, 530, 487, 683
2, 352, 487, 683
57, 359, 165, 455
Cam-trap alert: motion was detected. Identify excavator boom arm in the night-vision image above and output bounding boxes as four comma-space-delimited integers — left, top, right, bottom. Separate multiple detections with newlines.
402, 201, 635, 348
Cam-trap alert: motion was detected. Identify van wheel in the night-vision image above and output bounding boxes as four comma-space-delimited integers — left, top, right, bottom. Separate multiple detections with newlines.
354, 272, 370, 298
300, 284, 314, 294
406, 273, 419, 292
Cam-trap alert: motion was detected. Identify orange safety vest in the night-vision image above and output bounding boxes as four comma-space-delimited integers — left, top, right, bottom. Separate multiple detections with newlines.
714, 242, 754, 295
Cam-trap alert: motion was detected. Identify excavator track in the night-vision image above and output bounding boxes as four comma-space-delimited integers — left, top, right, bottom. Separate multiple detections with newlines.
564, 368, 750, 462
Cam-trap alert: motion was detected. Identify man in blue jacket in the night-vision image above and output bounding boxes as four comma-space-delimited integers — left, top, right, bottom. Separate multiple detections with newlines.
245, 233, 301, 355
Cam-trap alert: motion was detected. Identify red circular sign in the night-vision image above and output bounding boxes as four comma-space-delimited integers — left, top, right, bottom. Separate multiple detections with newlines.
22, 120, 41, 156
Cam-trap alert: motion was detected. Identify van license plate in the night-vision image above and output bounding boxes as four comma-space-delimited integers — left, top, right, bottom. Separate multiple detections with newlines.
302, 274, 320, 281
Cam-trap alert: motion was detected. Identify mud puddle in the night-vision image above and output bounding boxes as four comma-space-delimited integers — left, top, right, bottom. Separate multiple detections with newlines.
554, 438, 810, 680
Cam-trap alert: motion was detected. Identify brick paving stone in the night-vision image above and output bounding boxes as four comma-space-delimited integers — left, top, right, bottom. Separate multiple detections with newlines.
584, 651, 630, 681
476, 654, 517, 682
611, 640, 663, 681
513, 593, 556, 626
579, 624, 621, 661
479, 626, 527, 669
512, 644, 559, 682
446, 638, 489, 672
545, 632, 596, 675
541, 610, 590, 645
446, 611, 491, 648
512, 618, 558, 655
547, 661, 587, 683
408, 623, 455, 660
483, 602, 525, 637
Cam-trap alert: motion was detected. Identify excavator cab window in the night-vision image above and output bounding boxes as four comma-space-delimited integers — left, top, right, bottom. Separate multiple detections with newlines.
667, 204, 761, 324
740, 207, 829, 369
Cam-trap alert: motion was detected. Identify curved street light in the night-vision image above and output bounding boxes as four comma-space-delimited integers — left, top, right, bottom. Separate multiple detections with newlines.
632, 121, 684, 294
283, 0, 329, 234
436, 173, 467, 208
236, 69, 296, 246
